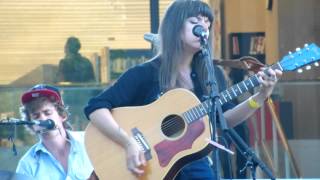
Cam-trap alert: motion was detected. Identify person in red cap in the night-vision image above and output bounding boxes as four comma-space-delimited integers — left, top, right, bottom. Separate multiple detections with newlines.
16, 84, 97, 180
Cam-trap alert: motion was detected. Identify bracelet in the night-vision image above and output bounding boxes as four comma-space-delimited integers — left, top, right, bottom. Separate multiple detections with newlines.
248, 97, 260, 109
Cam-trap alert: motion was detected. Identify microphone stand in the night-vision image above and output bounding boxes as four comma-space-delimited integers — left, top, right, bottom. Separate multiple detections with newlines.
223, 128, 275, 180
199, 38, 275, 180
0, 118, 20, 155
199, 37, 225, 180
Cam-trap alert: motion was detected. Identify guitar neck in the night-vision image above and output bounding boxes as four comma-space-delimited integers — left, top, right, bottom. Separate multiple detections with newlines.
182, 62, 283, 124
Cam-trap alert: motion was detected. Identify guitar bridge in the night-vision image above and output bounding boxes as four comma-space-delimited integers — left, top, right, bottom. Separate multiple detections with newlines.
132, 127, 152, 161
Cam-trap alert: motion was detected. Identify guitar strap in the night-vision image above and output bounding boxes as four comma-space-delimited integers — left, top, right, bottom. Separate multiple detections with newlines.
213, 56, 265, 73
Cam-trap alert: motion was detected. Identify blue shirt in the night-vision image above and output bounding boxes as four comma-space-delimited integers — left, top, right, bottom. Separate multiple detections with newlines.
16, 131, 94, 180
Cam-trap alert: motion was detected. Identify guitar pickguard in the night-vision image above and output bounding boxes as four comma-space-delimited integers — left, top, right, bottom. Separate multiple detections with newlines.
154, 120, 205, 167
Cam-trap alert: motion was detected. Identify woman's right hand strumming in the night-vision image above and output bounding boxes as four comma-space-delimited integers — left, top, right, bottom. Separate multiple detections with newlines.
89, 108, 146, 176
125, 137, 146, 176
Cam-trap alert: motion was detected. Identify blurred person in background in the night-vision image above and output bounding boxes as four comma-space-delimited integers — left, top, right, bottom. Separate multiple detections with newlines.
57, 37, 95, 83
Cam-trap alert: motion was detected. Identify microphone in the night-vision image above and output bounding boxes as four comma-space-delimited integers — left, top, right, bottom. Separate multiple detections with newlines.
31, 119, 56, 130
143, 33, 159, 45
143, 33, 160, 50
192, 25, 209, 39
0, 118, 56, 130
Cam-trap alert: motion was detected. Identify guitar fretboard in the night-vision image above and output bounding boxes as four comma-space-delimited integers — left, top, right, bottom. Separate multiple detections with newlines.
182, 62, 283, 124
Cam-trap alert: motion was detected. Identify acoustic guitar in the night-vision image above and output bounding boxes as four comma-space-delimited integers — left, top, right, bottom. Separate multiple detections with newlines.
85, 43, 320, 180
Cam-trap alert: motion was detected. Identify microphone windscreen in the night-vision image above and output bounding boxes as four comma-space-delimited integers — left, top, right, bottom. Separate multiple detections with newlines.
45, 119, 56, 130
143, 33, 160, 47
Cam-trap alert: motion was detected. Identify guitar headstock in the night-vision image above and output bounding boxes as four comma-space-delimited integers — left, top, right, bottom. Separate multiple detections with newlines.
279, 43, 320, 72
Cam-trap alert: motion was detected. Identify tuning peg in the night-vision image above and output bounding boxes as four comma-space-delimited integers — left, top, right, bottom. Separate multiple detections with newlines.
297, 68, 303, 73
305, 65, 311, 70
296, 47, 302, 55
315, 62, 319, 67
304, 44, 310, 50
288, 51, 294, 58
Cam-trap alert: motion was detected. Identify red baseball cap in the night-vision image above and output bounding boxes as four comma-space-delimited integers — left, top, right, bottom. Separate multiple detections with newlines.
21, 84, 63, 105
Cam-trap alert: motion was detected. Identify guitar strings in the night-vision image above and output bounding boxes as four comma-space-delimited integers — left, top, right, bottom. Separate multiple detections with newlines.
140, 113, 203, 138
161, 114, 202, 135
162, 117, 182, 129
160, 110, 197, 131
161, 108, 203, 132
161, 116, 185, 134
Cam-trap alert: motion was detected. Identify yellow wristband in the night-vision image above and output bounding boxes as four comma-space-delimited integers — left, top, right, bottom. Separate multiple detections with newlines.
248, 97, 260, 109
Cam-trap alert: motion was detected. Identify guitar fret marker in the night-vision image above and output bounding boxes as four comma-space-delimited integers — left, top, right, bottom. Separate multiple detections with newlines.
222, 93, 227, 102
187, 112, 193, 122
253, 76, 260, 85
276, 62, 283, 71
199, 107, 204, 115
226, 90, 232, 100
249, 78, 254, 87
199, 105, 206, 114
196, 107, 201, 118
225, 94, 229, 100
197, 107, 201, 115
231, 87, 237, 97
183, 114, 190, 124
187, 115, 192, 124
190, 109, 197, 119
194, 108, 201, 118
237, 84, 242, 94
203, 105, 208, 113
184, 112, 191, 123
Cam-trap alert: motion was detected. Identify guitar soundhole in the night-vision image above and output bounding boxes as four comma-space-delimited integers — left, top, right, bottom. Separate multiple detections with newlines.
161, 115, 186, 138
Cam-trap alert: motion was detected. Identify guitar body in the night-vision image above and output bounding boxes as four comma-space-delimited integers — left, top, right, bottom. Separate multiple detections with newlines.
85, 89, 212, 180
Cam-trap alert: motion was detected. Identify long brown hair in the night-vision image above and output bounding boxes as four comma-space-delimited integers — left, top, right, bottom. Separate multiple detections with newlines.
158, 0, 214, 94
